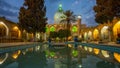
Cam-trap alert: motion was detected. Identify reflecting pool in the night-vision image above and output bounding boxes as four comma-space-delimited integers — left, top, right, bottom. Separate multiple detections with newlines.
0, 44, 120, 68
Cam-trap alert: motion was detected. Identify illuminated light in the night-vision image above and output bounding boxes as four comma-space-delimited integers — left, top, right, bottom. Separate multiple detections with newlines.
59, 4, 62, 8
72, 26, 78, 32
78, 64, 82, 68
13, 26, 18, 30
72, 50, 78, 57
84, 46, 88, 51
113, 21, 120, 39
101, 26, 109, 39
50, 26, 55, 32
88, 47, 93, 52
88, 31, 92, 40
84, 32, 88, 40
93, 29, 99, 40
0, 53, 8, 64
68, 36, 72, 40
68, 44, 72, 48
114, 52, 120, 62
0, 21, 9, 36
78, 15, 81, 19
101, 50, 110, 58
94, 48, 100, 55
12, 50, 21, 59
50, 52, 55, 57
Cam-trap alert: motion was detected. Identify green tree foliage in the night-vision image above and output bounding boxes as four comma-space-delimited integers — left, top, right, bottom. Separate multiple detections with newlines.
58, 29, 71, 39
94, 0, 120, 24
49, 32, 58, 38
18, 0, 47, 34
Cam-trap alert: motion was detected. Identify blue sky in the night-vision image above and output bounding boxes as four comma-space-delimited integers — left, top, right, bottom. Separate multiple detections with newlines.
0, 0, 98, 26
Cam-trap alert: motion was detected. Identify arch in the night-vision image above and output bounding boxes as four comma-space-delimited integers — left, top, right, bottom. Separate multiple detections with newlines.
113, 21, 120, 40
88, 31, 92, 40
50, 26, 55, 32
0, 22, 9, 37
11, 26, 21, 38
93, 29, 99, 41
0, 53, 8, 64
101, 26, 109, 40
84, 32, 88, 40
72, 26, 78, 32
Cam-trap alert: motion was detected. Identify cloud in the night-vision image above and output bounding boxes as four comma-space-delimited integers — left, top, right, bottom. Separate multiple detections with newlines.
0, 0, 19, 10
0, 0, 19, 22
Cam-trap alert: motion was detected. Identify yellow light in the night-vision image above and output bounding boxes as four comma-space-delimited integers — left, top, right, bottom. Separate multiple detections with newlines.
113, 21, 120, 39
88, 47, 93, 52
114, 52, 120, 62
68, 44, 72, 48
12, 50, 21, 59
101, 50, 109, 58
13, 26, 18, 30
84, 46, 88, 51
93, 29, 99, 40
94, 48, 100, 55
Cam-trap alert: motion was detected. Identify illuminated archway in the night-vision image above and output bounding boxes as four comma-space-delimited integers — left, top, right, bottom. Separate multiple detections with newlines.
0, 22, 9, 36
101, 26, 109, 40
84, 32, 88, 40
12, 26, 21, 38
93, 29, 99, 41
88, 31, 92, 40
72, 26, 78, 32
94, 48, 100, 55
114, 52, 120, 62
50, 26, 55, 32
101, 50, 110, 58
113, 21, 120, 40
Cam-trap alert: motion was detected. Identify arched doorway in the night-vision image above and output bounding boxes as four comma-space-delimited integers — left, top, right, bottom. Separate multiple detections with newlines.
88, 31, 92, 41
101, 26, 109, 41
11, 26, 20, 39
93, 29, 99, 41
0, 22, 8, 38
84, 32, 88, 41
113, 21, 120, 40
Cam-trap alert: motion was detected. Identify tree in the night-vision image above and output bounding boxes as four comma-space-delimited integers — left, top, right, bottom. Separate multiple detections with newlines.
94, 0, 120, 24
18, 0, 47, 39
58, 29, 71, 41
60, 10, 75, 41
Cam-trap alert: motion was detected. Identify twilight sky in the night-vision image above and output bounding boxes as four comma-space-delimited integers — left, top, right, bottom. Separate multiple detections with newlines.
0, 0, 98, 26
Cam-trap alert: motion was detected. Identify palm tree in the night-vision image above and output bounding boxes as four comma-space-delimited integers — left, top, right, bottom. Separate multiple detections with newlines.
60, 10, 76, 41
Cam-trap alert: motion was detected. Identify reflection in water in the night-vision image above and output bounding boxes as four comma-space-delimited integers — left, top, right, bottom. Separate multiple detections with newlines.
96, 61, 115, 68
0, 44, 119, 68
17, 51, 47, 68
0, 53, 8, 64
114, 52, 120, 62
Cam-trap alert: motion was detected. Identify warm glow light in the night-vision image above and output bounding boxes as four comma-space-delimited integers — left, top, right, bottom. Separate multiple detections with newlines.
84, 32, 88, 40
101, 50, 110, 58
88, 47, 93, 52
88, 31, 92, 40
84, 46, 88, 51
113, 21, 120, 39
68, 44, 72, 48
94, 48, 100, 55
13, 26, 18, 30
12, 50, 21, 59
101, 26, 109, 39
114, 52, 120, 62
93, 29, 99, 40
0, 21, 9, 36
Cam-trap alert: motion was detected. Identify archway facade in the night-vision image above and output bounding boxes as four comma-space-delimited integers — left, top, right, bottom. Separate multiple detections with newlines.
93, 29, 99, 41
0, 22, 9, 37
113, 21, 120, 40
88, 31, 92, 41
101, 26, 109, 41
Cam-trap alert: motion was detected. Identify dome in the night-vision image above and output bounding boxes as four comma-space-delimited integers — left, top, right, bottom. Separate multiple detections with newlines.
54, 4, 66, 24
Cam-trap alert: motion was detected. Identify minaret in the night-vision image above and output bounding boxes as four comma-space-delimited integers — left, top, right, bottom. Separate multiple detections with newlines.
58, 4, 63, 12
77, 15, 82, 35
